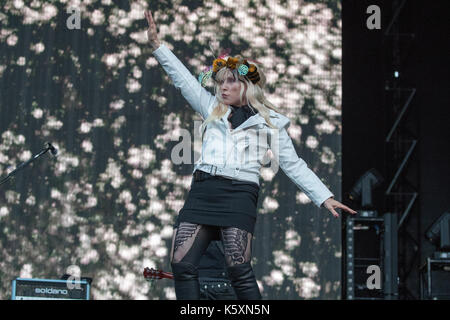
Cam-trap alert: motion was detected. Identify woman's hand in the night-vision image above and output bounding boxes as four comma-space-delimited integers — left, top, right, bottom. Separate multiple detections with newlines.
322, 197, 357, 218
144, 10, 160, 50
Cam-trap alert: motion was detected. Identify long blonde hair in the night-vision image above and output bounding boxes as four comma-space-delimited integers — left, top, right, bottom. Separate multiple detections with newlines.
199, 57, 280, 135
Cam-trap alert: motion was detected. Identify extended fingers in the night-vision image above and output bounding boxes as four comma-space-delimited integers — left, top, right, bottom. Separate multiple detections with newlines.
145, 10, 151, 24
340, 204, 357, 214
330, 199, 357, 215
326, 200, 356, 218
145, 10, 157, 28
330, 209, 340, 218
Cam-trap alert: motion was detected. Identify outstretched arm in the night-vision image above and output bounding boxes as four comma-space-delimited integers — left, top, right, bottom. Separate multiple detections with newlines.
272, 126, 357, 218
145, 10, 217, 120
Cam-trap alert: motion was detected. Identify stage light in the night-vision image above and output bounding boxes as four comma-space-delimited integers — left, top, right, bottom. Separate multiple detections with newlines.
421, 211, 450, 299
349, 168, 384, 210
394, 71, 399, 78
426, 211, 450, 251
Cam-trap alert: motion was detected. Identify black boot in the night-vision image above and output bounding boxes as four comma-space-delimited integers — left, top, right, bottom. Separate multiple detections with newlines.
171, 261, 200, 300
227, 262, 262, 300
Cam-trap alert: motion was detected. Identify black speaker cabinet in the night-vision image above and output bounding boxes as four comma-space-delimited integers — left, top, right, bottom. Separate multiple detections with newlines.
344, 213, 398, 300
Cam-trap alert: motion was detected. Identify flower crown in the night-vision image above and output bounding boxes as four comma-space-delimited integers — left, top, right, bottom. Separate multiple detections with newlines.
198, 52, 261, 87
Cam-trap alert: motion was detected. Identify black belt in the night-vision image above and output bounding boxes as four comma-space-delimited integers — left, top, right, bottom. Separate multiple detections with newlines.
193, 170, 259, 189
193, 170, 229, 182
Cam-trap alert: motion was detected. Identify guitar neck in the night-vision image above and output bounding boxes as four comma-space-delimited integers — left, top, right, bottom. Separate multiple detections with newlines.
161, 271, 174, 279
144, 268, 174, 280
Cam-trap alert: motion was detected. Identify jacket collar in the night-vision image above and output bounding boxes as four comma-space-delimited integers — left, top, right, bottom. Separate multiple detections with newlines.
221, 107, 279, 130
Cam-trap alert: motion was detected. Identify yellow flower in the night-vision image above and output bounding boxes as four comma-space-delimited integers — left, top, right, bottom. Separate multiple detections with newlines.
213, 59, 226, 73
226, 57, 239, 69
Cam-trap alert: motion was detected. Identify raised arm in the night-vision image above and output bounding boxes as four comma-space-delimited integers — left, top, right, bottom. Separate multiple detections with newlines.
145, 10, 217, 120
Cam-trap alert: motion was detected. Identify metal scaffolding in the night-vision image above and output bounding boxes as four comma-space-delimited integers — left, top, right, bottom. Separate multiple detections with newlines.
382, 0, 420, 299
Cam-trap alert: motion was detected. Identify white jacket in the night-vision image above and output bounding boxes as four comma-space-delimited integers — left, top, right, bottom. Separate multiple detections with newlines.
152, 44, 334, 208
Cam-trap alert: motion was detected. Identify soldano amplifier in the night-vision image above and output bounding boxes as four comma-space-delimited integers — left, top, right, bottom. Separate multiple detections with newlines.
11, 278, 90, 300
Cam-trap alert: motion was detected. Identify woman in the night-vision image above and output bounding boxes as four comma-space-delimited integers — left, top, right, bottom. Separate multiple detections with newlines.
145, 10, 356, 300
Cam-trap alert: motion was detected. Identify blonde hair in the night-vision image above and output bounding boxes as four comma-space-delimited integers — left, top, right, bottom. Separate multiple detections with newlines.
199, 57, 279, 136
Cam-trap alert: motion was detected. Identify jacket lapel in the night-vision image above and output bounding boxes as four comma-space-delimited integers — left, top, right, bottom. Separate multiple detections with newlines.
221, 108, 232, 125
237, 114, 267, 130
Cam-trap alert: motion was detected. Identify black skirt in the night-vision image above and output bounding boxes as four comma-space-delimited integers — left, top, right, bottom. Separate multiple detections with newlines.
175, 170, 260, 234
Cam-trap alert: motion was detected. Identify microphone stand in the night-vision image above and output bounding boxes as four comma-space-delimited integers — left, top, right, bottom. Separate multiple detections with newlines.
0, 143, 56, 187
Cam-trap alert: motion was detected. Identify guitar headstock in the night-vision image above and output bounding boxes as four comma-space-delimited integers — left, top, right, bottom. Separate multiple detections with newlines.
143, 267, 174, 281
143, 267, 164, 280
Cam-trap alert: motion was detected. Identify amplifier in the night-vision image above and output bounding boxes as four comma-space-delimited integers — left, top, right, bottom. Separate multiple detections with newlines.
12, 278, 90, 300
343, 213, 398, 300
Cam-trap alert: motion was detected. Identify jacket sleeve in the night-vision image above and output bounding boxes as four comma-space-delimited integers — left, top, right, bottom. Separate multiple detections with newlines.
152, 43, 217, 120
271, 117, 334, 208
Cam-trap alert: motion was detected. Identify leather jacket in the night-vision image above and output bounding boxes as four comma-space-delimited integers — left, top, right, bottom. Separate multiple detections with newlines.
152, 44, 334, 208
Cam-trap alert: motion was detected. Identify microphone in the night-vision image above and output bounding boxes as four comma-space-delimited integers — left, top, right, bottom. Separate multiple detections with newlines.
47, 142, 58, 157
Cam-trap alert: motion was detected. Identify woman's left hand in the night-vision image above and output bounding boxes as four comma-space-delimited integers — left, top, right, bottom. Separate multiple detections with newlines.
322, 197, 357, 218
